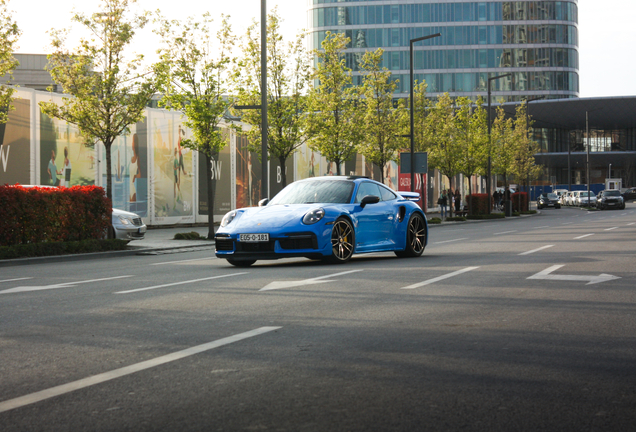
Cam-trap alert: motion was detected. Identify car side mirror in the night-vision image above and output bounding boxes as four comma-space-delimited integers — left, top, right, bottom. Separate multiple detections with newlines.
360, 195, 380, 208
258, 198, 269, 207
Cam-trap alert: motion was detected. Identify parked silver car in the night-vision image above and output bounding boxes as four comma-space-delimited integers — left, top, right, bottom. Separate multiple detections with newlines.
112, 208, 147, 241
574, 191, 597, 207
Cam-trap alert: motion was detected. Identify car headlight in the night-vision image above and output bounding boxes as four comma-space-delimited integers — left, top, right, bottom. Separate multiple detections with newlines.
117, 215, 132, 225
302, 208, 325, 225
221, 210, 237, 227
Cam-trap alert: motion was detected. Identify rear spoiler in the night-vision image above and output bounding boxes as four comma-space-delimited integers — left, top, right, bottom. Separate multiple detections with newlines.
399, 191, 420, 201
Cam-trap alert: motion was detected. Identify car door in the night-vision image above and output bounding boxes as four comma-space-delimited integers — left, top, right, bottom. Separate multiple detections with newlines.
353, 181, 393, 251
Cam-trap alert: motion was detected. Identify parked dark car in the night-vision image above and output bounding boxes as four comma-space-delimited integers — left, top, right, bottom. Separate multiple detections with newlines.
597, 190, 625, 210
537, 193, 561, 209
622, 187, 636, 202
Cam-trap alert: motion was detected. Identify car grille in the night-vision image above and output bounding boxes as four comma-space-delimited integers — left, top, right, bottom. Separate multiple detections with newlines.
215, 238, 234, 251
132, 217, 143, 226
236, 241, 275, 252
279, 234, 318, 250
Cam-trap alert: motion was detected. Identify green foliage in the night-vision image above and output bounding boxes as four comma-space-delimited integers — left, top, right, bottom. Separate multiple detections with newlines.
466, 213, 505, 220
154, 13, 235, 159
508, 102, 543, 186
445, 216, 467, 222
173, 232, 206, 240
357, 48, 408, 183
233, 9, 311, 187
306, 32, 362, 175
423, 93, 462, 188
39, 0, 156, 201
427, 217, 442, 224
0, 0, 21, 123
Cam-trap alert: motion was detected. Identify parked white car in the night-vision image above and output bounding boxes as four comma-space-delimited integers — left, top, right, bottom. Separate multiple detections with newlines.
554, 189, 569, 205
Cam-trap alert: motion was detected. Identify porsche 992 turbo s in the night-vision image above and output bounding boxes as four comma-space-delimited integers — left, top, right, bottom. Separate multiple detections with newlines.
215, 176, 428, 267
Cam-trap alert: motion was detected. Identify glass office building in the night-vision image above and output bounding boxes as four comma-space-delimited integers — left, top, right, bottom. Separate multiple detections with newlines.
308, 1, 579, 102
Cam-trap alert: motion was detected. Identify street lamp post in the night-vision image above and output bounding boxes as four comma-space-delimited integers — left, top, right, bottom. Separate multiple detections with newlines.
487, 73, 512, 212
586, 111, 590, 207
236, 0, 268, 200
409, 32, 441, 192
524, 96, 545, 209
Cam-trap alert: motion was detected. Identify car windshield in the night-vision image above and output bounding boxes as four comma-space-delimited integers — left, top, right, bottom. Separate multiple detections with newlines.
604, 190, 621, 196
547, 193, 558, 199
268, 180, 355, 205
579, 191, 592, 197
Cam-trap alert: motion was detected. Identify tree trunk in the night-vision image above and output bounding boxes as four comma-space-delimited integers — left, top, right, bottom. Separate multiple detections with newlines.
105, 141, 114, 239
206, 153, 218, 240
335, 160, 341, 176
279, 157, 287, 188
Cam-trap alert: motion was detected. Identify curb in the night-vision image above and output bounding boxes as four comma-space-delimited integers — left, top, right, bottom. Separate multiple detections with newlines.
0, 242, 216, 268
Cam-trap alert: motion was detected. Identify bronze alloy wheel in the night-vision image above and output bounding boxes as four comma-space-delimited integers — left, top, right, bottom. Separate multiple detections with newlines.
396, 213, 426, 258
328, 218, 354, 263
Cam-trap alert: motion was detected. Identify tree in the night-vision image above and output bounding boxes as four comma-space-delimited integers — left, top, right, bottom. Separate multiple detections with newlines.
154, 13, 235, 239
411, 80, 430, 152
357, 48, 407, 184
39, 0, 156, 211
455, 96, 488, 206
491, 106, 516, 188
0, 0, 20, 124
234, 9, 311, 188
508, 102, 543, 195
424, 93, 462, 190
305, 31, 362, 175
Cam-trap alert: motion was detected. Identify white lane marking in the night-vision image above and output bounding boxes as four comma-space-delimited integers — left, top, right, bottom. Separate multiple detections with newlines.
0, 277, 33, 283
434, 238, 468, 244
115, 273, 247, 294
518, 245, 554, 256
605, 227, 618, 231
0, 326, 281, 414
561, 222, 573, 225
260, 269, 362, 291
401, 267, 480, 290
494, 230, 517, 235
628, 223, 635, 226
0, 276, 134, 295
528, 265, 620, 285
574, 233, 594, 240
532, 226, 551, 229
150, 257, 216, 266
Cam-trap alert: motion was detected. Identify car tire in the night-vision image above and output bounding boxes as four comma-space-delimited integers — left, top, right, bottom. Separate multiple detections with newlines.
395, 213, 427, 258
227, 259, 256, 267
326, 217, 355, 264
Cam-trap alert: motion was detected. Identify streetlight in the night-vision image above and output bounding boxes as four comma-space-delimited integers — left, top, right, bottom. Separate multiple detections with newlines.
235, 0, 268, 200
409, 32, 441, 192
487, 73, 512, 212
525, 95, 545, 208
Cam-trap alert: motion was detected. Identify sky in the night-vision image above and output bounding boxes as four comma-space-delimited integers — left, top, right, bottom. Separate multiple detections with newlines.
10, 0, 636, 99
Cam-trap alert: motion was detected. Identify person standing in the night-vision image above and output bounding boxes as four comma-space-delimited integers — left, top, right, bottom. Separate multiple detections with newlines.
446, 188, 454, 217
454, 189, 461, 214
439, 189, 447, 219
47, 150, 60, 186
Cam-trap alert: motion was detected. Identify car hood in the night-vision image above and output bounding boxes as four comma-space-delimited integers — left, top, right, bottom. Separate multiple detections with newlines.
227, 204, 327, 232
112, 208, 141, 218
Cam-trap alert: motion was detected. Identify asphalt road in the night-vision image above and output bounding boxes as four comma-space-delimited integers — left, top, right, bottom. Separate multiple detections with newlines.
1, 205, 635, 431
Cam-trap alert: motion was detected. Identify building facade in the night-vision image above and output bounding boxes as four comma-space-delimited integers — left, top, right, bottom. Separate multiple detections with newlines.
308, 0, 579, 102
0, 54, 62, 92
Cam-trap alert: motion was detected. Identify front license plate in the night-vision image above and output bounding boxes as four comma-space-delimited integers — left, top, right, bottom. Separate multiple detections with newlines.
239, 233, 270, 243
138, 226, 147, 234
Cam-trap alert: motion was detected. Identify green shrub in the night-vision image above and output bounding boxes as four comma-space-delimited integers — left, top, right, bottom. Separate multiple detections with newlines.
0, 239, 128, 260
428, 217, 442, 224
174, 231, 205, 240
445, 216, 467, 222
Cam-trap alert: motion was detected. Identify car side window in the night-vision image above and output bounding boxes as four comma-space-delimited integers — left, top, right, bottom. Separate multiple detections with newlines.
379, 185, 397, 201
355, 182, 381, 203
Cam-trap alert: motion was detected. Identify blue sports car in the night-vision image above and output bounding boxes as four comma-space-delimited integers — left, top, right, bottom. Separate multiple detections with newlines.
215, 176, 428, 266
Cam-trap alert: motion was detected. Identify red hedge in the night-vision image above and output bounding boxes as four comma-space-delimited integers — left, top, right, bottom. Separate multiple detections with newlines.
512, 192, 529, 212
0, 185, 111, 246
466, 193, 490, 215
